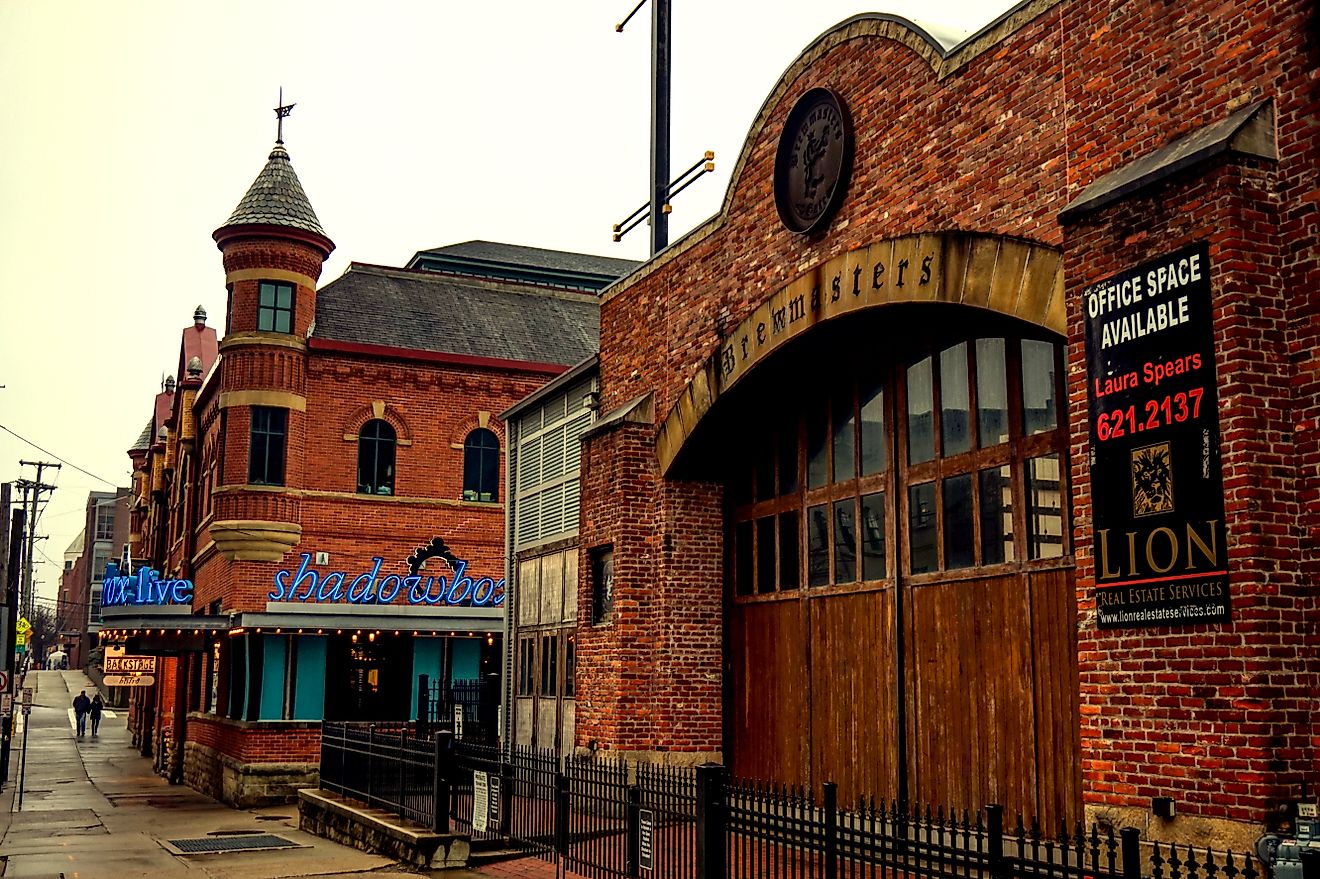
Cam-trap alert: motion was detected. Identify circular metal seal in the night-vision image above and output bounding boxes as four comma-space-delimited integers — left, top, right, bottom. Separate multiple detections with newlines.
774, 88, 854, 235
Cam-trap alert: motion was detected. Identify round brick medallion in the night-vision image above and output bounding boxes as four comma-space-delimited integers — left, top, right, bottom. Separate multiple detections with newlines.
773, 88, 854, 235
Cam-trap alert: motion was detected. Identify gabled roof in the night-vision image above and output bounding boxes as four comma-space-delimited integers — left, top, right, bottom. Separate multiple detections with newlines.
314, 263, 600, 369
153, 391, 173, 442
407, 241, 639, 292
177, 323, 219, 383
218, 143, 328, 239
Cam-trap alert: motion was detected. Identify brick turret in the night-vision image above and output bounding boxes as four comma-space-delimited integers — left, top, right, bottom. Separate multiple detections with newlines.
209, 140, 334, 562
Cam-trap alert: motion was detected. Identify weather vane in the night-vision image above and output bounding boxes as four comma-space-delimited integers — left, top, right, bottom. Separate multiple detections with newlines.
274, 87, 295, 144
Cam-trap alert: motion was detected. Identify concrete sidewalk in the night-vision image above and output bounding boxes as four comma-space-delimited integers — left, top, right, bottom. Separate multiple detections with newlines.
0, 669, 418, 878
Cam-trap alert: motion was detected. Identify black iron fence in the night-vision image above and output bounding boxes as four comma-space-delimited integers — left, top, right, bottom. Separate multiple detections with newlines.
319, 722, 439, 829
315, 730, 1257, 879
416, 675, 500, 743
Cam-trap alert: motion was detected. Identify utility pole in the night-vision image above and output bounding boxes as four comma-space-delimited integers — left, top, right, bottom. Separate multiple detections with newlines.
648, 0, 671, 255
17, 461, 59, 626
612, 0, 715, 253
2, 493, 23, 787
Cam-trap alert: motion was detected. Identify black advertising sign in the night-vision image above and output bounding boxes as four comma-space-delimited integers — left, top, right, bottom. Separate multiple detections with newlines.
639, 809, 655, 871
1084, 242, 1230, 628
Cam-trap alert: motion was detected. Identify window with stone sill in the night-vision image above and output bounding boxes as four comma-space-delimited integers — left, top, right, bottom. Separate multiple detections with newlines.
590, 545, 614, 625
94, 503, 115, 541
248, 406, 288, 486
463, 428, 500, 502
357, 419, 397, 496
257, 281, 295, 334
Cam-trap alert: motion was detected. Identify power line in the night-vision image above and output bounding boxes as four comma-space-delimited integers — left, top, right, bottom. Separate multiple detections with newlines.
0, 423, 120, 488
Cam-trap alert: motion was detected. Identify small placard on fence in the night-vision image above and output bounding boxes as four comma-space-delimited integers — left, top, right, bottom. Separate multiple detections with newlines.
488, 773, 502, 832
472, 770, 489, 832
454, 704, 464, 740
639, 808, 655, 871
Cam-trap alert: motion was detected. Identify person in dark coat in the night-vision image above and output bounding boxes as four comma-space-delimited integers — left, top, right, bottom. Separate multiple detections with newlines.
72, 690, 91, 736
89, 693, 104, 736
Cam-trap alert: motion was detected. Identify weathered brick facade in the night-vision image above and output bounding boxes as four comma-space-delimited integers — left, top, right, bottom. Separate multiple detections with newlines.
579, 0, 1318, 849
111, 140, 619, 807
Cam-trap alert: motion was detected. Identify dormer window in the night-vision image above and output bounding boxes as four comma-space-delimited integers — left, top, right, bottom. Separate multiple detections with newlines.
258, 281, 295, 333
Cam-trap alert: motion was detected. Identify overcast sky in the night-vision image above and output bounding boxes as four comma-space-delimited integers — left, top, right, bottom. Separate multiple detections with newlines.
0, 0, 1014, 609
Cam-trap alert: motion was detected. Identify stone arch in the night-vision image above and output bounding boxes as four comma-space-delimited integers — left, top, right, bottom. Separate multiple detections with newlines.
448, 412, 505, 452
342, 399, 414, 446
657, 231, 1064, 474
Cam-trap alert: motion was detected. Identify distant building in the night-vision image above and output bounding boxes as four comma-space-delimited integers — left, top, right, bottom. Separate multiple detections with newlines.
56, 489, 130, 668
105, 134, 632, 804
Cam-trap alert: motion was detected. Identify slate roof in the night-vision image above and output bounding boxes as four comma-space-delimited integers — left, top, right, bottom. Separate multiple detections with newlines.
220, 143, 328, 238
315, 264, 600, 367
408, 241, 639, 291
131, 419, 153, 452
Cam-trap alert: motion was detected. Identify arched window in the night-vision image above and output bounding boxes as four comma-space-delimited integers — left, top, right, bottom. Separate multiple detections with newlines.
357, 419, 397, 495
731, 330, 1067, 595
463, 428, 500, 502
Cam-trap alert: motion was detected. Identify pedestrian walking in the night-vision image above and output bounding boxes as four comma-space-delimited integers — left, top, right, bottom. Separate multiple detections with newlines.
72, 690, 91, 736
90, 693, 104, 736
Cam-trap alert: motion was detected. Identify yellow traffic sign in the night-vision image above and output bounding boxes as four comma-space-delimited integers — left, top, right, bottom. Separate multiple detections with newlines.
15, 618, 31, 635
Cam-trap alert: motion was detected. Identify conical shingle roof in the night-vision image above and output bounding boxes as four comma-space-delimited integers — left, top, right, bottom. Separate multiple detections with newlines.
130, 419, 153, 452
220, 143, 328, 238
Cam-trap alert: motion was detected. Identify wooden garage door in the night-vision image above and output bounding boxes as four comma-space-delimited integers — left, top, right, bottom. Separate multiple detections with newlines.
727, 327, 1080, 826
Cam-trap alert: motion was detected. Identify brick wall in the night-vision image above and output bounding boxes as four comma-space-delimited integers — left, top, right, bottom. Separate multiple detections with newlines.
187, 712, 322, 763
581, 0, 1318, 840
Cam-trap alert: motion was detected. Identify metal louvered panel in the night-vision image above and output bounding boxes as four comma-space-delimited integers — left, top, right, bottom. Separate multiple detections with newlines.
545, 391, 568, 424
563, 479, 581, 532
542, 425, 566, 480
564, 411, 592, 470
517, 436, 542, 492
517, 493, 541, 546
540, 482, 566, 536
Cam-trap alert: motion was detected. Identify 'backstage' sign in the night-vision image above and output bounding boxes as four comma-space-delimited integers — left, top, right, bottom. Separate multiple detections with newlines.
1084, 242, 1230, 628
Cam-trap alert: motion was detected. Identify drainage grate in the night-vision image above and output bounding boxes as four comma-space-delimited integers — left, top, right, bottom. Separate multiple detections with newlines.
167, 833, 296, 854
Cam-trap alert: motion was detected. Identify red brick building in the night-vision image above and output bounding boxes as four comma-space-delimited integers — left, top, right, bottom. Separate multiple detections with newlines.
54, 488, 130, 669
105, 134, 631, 805
572, 0, 1317, 850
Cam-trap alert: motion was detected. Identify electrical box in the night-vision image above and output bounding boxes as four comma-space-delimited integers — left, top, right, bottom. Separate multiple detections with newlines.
1262, 817, 1320, 879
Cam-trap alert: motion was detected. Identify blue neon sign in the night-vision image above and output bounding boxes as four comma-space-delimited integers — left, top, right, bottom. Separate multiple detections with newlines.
268, 554, 505, 607
102, 562, 195, 608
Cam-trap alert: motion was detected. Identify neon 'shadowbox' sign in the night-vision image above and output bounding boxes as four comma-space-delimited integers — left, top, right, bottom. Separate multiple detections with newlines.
269, 554, 505, 607
102, 562, 195, 608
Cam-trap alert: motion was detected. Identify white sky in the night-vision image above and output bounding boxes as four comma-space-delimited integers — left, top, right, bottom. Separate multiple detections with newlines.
0, 0, 1014, 609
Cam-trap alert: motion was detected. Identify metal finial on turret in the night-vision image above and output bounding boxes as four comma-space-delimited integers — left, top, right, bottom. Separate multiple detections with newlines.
274, 87, 295, 145
194, 304, 207, 327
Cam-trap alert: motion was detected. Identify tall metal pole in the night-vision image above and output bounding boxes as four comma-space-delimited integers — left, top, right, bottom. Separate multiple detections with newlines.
0, 488, 15, 788
18, 462, 59, 629
24, 479, 36, 622
648, 0, 671, 255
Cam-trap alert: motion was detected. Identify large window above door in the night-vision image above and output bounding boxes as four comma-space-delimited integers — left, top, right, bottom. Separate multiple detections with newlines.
731, 331, 1068, 598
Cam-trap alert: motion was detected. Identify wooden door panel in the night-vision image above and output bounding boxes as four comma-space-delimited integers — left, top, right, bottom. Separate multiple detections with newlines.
729, 600, 809, 783
809, 589, 898, 802
906, 572, 1037, 817
1030, 568, 1082, 825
